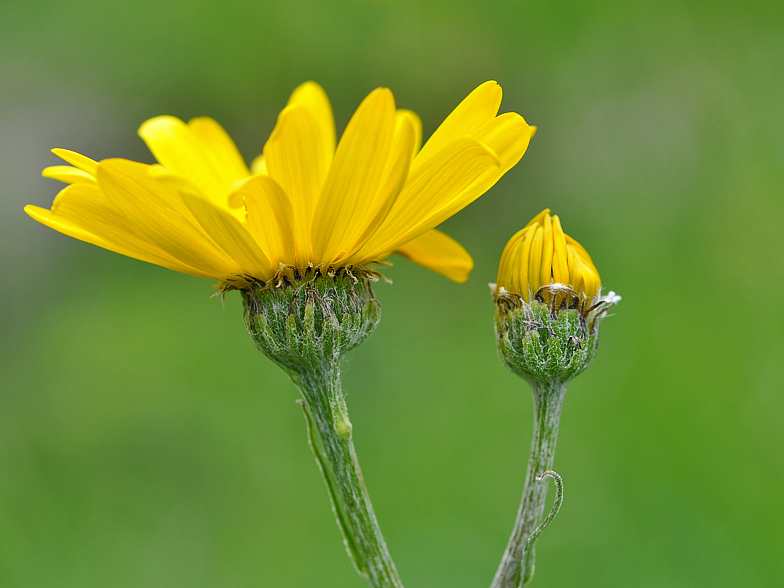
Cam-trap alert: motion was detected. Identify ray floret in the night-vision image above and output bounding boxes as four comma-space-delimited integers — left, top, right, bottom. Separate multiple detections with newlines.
27, 81, 534, 287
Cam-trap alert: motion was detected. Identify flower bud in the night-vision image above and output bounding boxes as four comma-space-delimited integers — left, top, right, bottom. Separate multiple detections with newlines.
492, 210, 619, 385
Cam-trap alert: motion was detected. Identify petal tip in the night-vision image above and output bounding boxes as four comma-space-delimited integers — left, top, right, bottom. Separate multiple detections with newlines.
448, 262, 474, 284
478, 79, 502, 97
294, 80, 326, 94
138, 115, 184, 138
369, 86, 395, 104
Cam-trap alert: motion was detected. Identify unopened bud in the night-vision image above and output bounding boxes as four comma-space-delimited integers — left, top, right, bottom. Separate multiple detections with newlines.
493, 210, 619, 385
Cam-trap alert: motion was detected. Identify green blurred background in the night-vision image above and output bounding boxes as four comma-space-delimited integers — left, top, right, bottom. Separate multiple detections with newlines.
2, 0, 783, 586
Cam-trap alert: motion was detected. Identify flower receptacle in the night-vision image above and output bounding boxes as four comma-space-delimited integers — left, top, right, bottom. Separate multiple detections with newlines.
242, 268, 381, 374
492, 284, 612, 386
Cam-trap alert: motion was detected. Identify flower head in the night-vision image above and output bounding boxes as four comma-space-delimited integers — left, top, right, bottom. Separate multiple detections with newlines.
27, 81, 533, 289
492, 209, 619, 384
496, 209, 601, 312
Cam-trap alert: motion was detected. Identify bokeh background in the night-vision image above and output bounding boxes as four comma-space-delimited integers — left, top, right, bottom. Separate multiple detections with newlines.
2, 1, 783, 586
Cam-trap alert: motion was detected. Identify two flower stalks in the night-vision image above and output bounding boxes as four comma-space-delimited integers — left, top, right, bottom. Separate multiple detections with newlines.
241, 252, 618, 587
28, 79, 621, 586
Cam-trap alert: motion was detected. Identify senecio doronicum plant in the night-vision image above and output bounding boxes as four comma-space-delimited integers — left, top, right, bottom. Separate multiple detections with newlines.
26, 81, 535, 588
490, 209, 621, 587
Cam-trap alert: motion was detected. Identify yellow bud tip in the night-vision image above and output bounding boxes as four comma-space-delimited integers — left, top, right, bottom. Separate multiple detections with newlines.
496, 209, 601, 310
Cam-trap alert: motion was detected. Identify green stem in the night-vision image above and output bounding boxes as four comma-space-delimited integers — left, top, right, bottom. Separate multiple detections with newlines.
291, 358, 404, 588
490, 380, 567, 588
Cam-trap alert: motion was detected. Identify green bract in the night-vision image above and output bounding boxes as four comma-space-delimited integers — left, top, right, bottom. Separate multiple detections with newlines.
242, 269, 381, 374
493, 286, 605, 386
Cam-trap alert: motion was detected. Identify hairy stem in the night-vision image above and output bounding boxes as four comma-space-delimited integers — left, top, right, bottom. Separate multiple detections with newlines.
491, 380, 567, 588
292, 359, 404, 588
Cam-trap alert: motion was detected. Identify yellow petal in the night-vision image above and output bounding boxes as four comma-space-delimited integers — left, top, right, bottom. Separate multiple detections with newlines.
551, 214, 569, 285
188, 116, 251, 181
569, 250, 584, 295
25, 196, 213, 278
51, 148, 98, 176
526, 209, 550, 230
566, 235, 600, 299
564, 243, 576, 281
412, 81, 502, 169
139, 116, 249, 206
397, 109, 422, 160
147, 163, 206, 196
512, 229, 531, 300
497, 226, 526, 290
26, 204, 106, 244
540, 213, 554, 287
575, 255, 600, 301
147, 163, 245, 223
396, 114, 532, 245
50, 182, 162, 259
528, 226, 544, 293
379, 106, 530, 257
287, 81, 336, 165
250, 154, 267, 175
97, 159, 238, 276
42, 166, 96, 184
239, 175, 297, 268
336, 108, 417, 263
311, 87, 397, 263
394, 228, 474, 283
50, 183, 212, 275
180, 192, 272, 278
469, 112, 532, 174
518, 227, 535, 297
565, 235, 595, 266
509, 229, 529, 295
263, 104, 329, 259
360, 137, 499, 258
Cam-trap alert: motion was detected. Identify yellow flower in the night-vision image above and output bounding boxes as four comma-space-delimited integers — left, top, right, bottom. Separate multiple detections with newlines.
496, 209, 601, 309
26, 81, 534, 288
